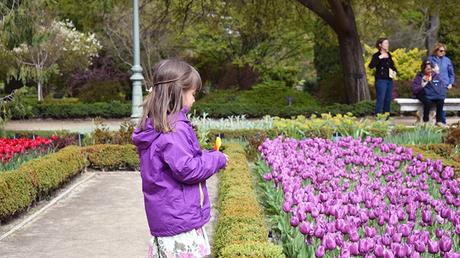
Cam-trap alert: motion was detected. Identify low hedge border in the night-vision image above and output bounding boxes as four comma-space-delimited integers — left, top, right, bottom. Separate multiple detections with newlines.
213, 143, 284, 258
0, 146, 87, 221
0, 144, 139, 222
84, 144, 139, 171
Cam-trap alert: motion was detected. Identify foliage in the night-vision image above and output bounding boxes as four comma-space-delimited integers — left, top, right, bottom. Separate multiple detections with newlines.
273, 113, 401, 140
10, 101, 130, 119
68, 53, 130, 97
84, 144, 139, 171
2, 1, 101, 100
364, 45, 426, 97
384, 124, 445, 145
77, 80, 127, 103
0, 87, 26, 130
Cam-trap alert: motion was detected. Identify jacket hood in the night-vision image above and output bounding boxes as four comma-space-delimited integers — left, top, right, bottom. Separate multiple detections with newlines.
132, 109, 190, 150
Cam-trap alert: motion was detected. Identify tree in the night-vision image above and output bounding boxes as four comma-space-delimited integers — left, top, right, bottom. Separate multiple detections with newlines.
2, 1, 101, 101
296, 0, 370, 103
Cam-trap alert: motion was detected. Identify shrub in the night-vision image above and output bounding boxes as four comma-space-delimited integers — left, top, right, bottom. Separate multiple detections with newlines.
0, 145, 86, 221
84, 144, 139, 171
214, 143, 284, 258
77, 80, 127, 103
11, 101, 131, 119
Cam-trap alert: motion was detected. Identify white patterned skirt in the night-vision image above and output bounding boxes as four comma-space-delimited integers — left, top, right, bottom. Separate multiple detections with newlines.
148, 227, 211, 258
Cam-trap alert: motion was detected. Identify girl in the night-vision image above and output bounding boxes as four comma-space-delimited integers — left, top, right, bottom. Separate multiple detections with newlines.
368, 37, 398, 116
412, 60, 446, 125
132, 59, 228, 258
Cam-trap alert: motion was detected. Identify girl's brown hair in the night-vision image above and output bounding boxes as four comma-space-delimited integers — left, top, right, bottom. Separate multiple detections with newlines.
139, 59, 202, 132
431, 42, 447, 55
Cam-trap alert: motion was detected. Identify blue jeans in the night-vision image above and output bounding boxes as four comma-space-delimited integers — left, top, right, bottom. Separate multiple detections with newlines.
442, 111, 446, 124
375, 79, 393, 115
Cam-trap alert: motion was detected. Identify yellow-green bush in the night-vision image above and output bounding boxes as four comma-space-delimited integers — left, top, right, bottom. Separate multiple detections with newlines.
220, 242, 286, 258
364, 44, 426, 97
273, 113, 402, 139
84, 144, 139, 171
214, 143, 284, 258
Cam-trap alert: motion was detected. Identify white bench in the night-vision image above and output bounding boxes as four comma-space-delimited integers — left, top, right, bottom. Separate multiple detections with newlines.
394, 98, 460, 122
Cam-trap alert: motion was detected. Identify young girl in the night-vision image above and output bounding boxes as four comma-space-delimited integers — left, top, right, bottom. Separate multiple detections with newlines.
132, 59, 228, 258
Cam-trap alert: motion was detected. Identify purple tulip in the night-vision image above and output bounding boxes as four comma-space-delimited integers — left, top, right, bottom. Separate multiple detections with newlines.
282, 201, 291, 213
323, 233, 336, 250
392, 233, 402, 243
349, 242, 359, 255
315, 245, 325, 258
439, 235, 452, 253
444, 252, 460, 258
375, 244, 385, 257
399, 224, 410, 237
436, 228, 444, 239
383, 248, 395, 258
410, 252, 421, 258
414, 241, 425, 253
421, 208, 432, 224
428, 240, 439, 254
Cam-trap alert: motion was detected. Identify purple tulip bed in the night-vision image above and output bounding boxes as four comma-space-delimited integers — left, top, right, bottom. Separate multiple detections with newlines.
256, 136, 460, 258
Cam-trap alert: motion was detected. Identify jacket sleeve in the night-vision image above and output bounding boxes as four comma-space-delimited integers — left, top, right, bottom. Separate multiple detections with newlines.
161, 127, 227, 184
368, 53, 380, 69
412, 73, 423, 95
447, 59, 455, 85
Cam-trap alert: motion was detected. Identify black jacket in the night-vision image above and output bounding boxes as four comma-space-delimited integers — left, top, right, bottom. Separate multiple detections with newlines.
368, 52, 398, 80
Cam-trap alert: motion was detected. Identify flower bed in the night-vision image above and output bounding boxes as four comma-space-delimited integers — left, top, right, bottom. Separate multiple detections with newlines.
258, 136, 460, 257
1, 136, 57, 171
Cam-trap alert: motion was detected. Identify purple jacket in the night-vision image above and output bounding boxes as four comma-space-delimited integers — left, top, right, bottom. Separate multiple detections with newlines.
132, 110, 226, 237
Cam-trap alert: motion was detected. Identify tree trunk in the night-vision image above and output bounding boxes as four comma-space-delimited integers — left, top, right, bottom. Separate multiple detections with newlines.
336, 4, 370, 103
338, 34, 370, 103
425, 7, 440, 54
37, 80, 43, 102
296, 0, 370, 103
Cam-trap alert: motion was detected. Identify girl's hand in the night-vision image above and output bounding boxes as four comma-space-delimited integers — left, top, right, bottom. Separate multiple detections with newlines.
223, 154, 229, 163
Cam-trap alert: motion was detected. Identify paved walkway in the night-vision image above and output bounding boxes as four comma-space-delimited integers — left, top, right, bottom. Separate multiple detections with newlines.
0, 172, 220, 258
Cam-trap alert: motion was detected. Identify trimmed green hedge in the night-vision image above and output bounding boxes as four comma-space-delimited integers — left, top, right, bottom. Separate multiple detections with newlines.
11, 101, 131, 119
84, 144, 139, 171
0, 146, 86, 220
193, 100, 399, 118
214, 143, 284, 258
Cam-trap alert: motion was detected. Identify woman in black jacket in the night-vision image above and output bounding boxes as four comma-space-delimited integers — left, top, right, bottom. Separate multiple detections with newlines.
368, 38, 398, 115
